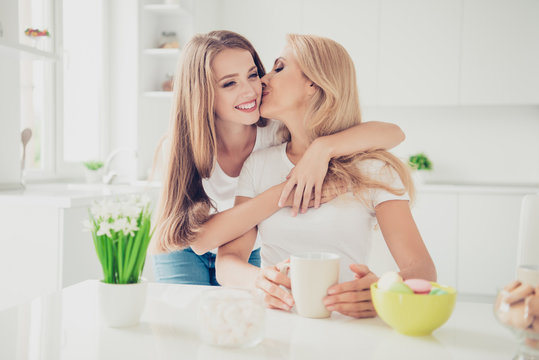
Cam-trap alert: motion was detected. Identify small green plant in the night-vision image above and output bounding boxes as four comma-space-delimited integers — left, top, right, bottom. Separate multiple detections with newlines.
409, 153, 432, 171
85, 196, 153, 284
83, 161, 104, 171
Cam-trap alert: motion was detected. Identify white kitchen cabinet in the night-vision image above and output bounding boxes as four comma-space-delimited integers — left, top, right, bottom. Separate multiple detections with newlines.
412, 192, 458, 288
367, 192, 458, 286
0, 204, 61, 310
0, 185, 160, 310
457, 194, 523, 296
377, 0, 461, 106
302, 0, 379, 107
460, 0, 539, 104
61, 206, 102, 288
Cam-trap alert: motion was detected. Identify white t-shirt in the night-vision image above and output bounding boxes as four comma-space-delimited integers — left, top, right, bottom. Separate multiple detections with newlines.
236, 143, 409, 281
201, 120, 282, 253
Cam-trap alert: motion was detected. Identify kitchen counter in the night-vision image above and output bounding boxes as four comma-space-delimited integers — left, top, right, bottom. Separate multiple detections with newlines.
1, 182, 536, 209
0, 280, 520, 360
0, 182, 161, 207
417, 182, 539, 195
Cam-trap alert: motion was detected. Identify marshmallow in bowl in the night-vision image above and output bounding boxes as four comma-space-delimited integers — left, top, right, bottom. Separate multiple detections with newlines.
198, 289, 265, 347
378, 271, 403, 291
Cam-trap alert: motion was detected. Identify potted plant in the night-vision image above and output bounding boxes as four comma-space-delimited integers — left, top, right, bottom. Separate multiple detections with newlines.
408, 153, 433, 184
83, 161, 104, 183
86, 195, 153, 327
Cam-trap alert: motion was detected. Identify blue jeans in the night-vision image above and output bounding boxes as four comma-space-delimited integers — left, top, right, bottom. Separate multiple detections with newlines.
152, 247, 261, 286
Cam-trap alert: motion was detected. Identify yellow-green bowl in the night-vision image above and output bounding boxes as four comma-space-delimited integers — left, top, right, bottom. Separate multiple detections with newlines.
371, 282, 456, 336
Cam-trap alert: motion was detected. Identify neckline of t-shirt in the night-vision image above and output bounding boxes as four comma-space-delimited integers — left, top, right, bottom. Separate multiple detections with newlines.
214, 126, 262, 180
280, 142, 296, 170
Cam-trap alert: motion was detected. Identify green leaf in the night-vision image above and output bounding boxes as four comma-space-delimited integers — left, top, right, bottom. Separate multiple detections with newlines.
83, 160, 104, 171
117, 231, 125, 283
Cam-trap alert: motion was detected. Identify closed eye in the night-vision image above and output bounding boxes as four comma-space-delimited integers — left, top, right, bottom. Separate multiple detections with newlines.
223, 81, 236, 88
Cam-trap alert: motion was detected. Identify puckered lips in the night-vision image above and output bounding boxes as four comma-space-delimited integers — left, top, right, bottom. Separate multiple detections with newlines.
235, 99, 257, 113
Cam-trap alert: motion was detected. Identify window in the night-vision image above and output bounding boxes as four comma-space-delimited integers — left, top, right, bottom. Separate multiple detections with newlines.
20, 59, 54, 172
20, 0, 106, 180
19, 0, 54, 174
62, 0, 105, 164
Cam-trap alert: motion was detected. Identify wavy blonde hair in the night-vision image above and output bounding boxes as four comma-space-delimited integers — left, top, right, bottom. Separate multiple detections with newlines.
154, 31, 267, 251
285, 34, 414, 205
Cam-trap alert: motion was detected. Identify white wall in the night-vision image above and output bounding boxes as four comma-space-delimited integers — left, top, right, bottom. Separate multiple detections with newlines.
363, 105, 539, 185
214, 0, 539, 186
102, 0, 539, 186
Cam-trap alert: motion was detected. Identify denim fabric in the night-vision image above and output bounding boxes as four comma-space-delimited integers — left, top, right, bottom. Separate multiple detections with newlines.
152, 247, 261, 286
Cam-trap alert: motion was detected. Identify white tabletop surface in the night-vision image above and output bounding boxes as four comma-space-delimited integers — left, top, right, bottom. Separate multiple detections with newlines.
0, 280, 519, 360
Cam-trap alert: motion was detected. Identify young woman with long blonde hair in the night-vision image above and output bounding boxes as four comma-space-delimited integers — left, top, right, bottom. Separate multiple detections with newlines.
150, 31, 406, 286
215, 34, 436, 317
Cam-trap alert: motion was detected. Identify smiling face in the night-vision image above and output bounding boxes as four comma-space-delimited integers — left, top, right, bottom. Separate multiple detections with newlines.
260, 45, 314, 123
212, 48, 262, 126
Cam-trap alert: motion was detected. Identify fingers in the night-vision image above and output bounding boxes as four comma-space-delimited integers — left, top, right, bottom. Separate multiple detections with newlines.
341, 309, 377, 319
325, 299, 375, 314
263, 293, 292, 311
350, 264, 371, 278
328, 279, 363, 295
301, 182, 314, 214
324, 289, 372, 306
328, 272, 377, 295
279, 180, 296, 208
314, 181, 323, 209
255, 267, 294, 311
323, 285, 376, 319
291, 179, 305, 217
262, 266, 291, 289
255, 277, 293, 310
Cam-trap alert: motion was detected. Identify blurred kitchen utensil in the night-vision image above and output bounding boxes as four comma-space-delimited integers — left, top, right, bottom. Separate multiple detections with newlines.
21, 128, 32, 170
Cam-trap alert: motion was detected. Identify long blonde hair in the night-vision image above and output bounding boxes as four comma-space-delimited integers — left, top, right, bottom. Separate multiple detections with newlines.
285, 34, 414, 204
154, 31, 267, 251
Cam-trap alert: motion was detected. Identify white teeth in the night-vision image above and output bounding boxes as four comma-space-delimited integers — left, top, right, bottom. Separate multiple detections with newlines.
236, 101, 255, 110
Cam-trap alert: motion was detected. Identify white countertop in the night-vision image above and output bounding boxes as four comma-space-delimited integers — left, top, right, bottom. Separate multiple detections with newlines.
0, 280, 519, 360
0, 182, 161, 208
1, 181, 537, 208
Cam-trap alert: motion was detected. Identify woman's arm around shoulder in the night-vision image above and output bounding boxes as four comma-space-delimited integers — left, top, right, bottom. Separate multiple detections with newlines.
280, 121, 405, 216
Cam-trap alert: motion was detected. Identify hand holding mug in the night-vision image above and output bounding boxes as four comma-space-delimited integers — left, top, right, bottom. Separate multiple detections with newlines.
255, 260, 294, 311
323, 264, 379, 318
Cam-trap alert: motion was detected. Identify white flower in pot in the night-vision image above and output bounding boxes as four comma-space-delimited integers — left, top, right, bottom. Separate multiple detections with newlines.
85, 195, 153, 327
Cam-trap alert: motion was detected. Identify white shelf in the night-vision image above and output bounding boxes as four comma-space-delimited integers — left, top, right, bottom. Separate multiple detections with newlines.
143, 91, 173, 99
143, 4, 187, 15
0, 39, 58, 61
143, 48, 181, 56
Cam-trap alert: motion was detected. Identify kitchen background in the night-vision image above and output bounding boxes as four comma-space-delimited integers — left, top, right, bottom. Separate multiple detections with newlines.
0, 0, 538, 310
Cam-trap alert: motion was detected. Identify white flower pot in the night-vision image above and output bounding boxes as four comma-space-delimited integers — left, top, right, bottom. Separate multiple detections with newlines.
412, 170, 432, 185
85, 168, 103, 183
98, 280, 147, 327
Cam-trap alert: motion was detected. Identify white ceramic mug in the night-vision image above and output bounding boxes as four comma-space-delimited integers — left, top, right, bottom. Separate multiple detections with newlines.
290, 252, 340, 318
